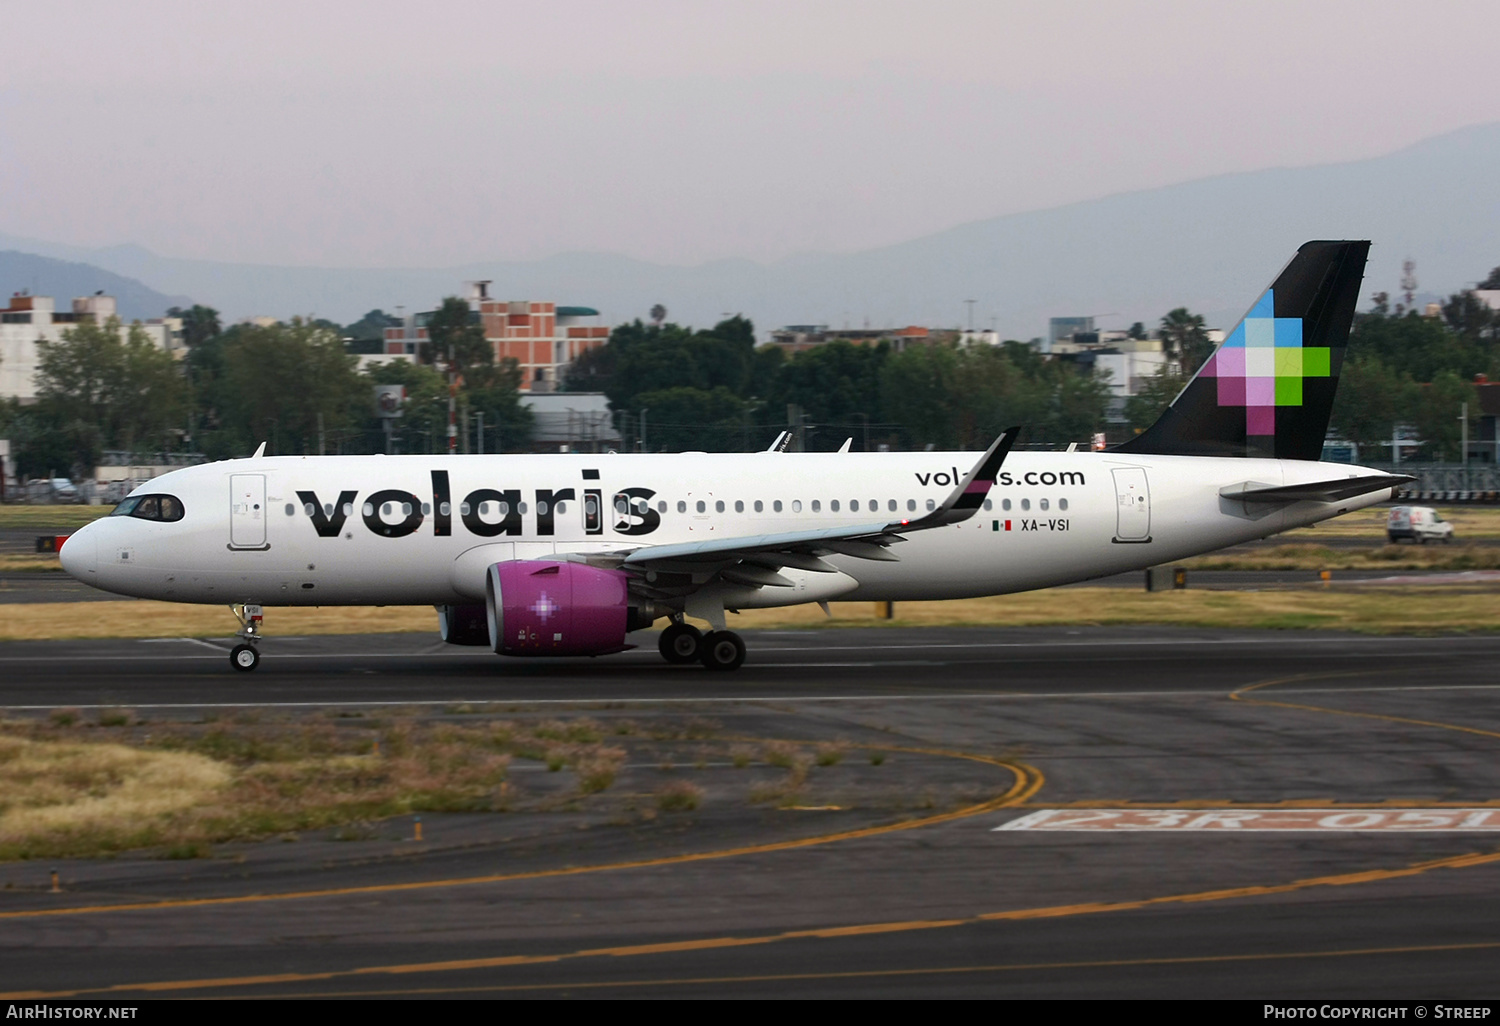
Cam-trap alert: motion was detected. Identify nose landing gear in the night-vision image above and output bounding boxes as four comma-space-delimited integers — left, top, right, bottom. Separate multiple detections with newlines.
230, 603, 263, 672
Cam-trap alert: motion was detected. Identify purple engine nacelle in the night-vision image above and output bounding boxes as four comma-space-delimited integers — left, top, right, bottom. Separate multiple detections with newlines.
485, 560, 633, 657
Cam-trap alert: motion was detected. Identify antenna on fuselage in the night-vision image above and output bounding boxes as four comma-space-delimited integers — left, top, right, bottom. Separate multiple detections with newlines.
251, 442, 266, 458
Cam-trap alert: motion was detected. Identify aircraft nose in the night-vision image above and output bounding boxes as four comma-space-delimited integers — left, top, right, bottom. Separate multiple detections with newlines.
59, 521, 99, 580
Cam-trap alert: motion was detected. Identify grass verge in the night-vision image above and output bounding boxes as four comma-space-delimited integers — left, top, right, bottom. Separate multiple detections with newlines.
5, 582, 1500, 642
0, 506, 112, 530
0, 714, 647, 861
1180, 543, 1500, 572
0, 601, 436, 641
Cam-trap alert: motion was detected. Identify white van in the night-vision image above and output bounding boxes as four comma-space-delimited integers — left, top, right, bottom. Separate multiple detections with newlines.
1387, 506, 1454, 544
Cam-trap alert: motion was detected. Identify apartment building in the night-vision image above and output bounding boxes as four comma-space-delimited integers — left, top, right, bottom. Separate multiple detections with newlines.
0, 292, 177, 402
380, 282, 609, 392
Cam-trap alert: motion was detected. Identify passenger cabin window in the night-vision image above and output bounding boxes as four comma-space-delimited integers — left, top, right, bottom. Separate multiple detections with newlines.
1059, 498, 1068, 511
715, 500, 725, 513
830, 500, 840, 512
696, 500, 706, 513
677, 500, 687, 513
1040, 499, 1049, 511
754, 500, 763, 513
735, 500, 744, 513
888, 500, 897, 512
111, 494, 185, 523
791, 500, 802, 512
1021, 499, 1031, 511
811, 500, 821, 512
906, 499, 916, 512
773, 500, 783, 512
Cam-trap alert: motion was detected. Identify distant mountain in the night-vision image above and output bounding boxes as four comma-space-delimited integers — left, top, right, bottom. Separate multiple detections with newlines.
0, 251, 191, 322
3, 122, 1498, 337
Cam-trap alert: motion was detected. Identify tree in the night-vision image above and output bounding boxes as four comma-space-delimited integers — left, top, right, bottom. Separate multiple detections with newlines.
1349, 310, 1480, 382
631, 385, 748, 451
1127, 322, 1147, 341
30, 316, 188, 472
1158, 308, 1212, 376
1409, 370, 1476, 461
420, 297, 491, 377
211, 320, 366, 456
1480, 267, 1500, 290
166, 305, 222, 349
1442, 290, 1496, 341
1329, 355, 1415, 453
1124, 369, 1188, 435
771, 339, 889, 445
464, 359, 533, 452
345, 309, 403, 341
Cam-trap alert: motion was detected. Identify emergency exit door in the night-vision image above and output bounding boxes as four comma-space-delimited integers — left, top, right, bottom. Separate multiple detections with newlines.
230, 474, 267, 549
1111, 467, 1151, 543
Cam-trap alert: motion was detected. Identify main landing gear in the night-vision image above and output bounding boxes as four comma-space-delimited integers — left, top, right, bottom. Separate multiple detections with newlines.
230, 603, 263, 672
657, 620, 747, 671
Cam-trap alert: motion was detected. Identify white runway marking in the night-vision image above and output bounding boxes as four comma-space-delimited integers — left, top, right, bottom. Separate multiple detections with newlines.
997, 808, 1500, 832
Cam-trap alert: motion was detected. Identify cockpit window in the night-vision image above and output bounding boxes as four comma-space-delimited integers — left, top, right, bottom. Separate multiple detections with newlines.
109, 493, 185, 522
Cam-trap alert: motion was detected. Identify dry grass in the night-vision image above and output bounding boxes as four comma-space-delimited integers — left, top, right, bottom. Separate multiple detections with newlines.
655, 780, 704, 812
1280, 506, 1500, 541
0, 506, 113, 530
0, 554, 65, 573
6, 581, 1500, 644
0, 735, 230, 859
1181, 543, 1500, 572
0, 714, 665, 860
0, 601, 436, 641
814, 743, 847, 767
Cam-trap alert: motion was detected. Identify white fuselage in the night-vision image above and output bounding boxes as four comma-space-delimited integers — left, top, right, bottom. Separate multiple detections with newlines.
61, 450, 1388, 608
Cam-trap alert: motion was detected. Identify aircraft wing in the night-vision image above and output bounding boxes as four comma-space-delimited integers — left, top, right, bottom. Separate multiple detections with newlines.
601, 427, 1020, 588
1219, 473, 1416, 504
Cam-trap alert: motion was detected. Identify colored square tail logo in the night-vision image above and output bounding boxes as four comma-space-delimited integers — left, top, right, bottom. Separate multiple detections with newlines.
1199, 288, 1330, 437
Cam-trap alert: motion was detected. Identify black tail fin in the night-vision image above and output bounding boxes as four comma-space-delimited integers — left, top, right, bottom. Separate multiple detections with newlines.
1114, 240, 1370, 461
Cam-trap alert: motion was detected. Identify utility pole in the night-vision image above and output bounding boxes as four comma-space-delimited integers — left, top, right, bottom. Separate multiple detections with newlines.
1461, 401, 1469, 479
639, 408, 649, 453
447, 362, 457, 455
476, 411, 484, 455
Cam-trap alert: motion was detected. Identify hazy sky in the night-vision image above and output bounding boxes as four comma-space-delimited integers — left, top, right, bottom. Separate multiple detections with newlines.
3, 1, 1497, 268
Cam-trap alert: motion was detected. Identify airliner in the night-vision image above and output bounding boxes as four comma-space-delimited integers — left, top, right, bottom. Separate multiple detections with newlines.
60, 241, 1409, 672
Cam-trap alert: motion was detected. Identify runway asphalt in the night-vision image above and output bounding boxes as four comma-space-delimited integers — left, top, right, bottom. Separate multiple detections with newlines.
2, 625, 1500, 999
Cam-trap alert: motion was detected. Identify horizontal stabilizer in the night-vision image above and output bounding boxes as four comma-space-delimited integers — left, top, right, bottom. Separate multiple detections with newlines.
1220, 474, 1416, 504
